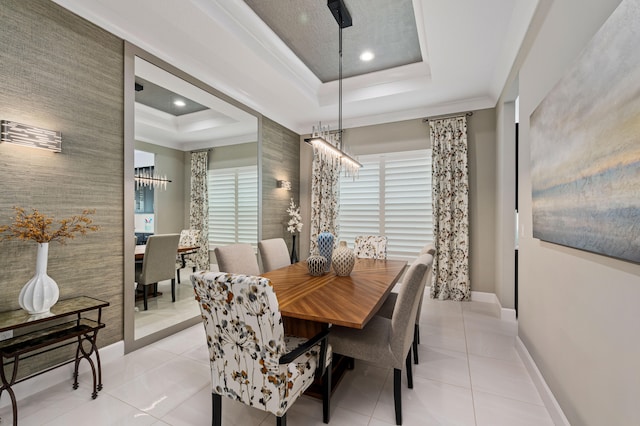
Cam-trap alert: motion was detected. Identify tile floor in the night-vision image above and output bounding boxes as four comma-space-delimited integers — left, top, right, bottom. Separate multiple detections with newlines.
1, 296, 555, 425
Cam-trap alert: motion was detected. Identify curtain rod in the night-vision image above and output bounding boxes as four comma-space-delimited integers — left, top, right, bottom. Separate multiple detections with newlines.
422, 111, 473, 122
190, 148, 213, 153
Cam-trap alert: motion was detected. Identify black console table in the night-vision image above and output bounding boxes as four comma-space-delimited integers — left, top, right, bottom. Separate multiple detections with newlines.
0, 296, 109, 426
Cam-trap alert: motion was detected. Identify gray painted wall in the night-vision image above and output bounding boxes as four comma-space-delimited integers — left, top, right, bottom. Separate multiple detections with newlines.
504, 0, 640, 423
0, 0, 124, 376
466, 109, 497, 294
135, 141, 186, 235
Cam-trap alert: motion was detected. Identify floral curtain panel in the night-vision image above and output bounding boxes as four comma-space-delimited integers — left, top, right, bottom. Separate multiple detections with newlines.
429, 116, 470, 301
309, 147, 341, 254
189, 151, 209, 270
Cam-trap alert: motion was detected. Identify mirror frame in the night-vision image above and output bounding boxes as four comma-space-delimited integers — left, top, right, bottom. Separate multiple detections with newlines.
124, 42, 263, 353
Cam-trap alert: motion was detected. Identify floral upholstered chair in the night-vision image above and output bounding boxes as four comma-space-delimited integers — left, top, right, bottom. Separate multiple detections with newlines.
175, 229, 200, 283
353, 235, 388, 260
191, 271, 332, 426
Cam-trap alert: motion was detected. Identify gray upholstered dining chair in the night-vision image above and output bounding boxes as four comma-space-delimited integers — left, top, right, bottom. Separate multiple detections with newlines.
329, 254, 431, 425
191, 271, 332, 426
135, 233, 180, 311
175, 229, 201, 283
353, 235, 388, 259
258, 238, 291, 272
213, 243, 260, 275
377, 247, 435, 364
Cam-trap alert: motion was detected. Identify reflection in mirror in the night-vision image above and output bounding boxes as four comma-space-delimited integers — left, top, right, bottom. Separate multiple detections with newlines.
127, 52, 259, 348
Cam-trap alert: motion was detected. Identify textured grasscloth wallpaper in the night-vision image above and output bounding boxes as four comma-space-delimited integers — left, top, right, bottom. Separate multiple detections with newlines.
261, 117, 301, 252
0, 0, 124, 377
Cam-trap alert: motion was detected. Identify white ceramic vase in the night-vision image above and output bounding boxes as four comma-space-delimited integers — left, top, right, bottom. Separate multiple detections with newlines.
19, 242, 59, 315
332, 241, 356, 276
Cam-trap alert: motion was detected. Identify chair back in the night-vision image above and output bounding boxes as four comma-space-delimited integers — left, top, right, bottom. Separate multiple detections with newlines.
179, 229, 201, 247
191, 271, 286, 414
258, 238, 291, 272
354, 235, 388, 259
176, 229, 201, 268
420, 243, 435, 256
138, 234, 180, 285
390, 254, 432, 358
214, 243, 260, 275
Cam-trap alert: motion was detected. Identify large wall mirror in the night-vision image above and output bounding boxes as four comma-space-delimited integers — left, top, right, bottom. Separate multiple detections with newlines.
124, 43, 261, 352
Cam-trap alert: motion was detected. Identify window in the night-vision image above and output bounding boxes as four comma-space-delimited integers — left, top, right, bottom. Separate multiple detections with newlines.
207, 166, 258, 249
339, 150, 432, 260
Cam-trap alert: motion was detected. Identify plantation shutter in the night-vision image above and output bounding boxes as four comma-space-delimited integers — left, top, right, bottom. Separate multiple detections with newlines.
208, 166, 258, 249
339, 150, 432, 260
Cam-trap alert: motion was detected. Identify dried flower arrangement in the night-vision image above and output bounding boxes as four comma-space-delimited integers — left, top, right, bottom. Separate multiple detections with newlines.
0, 207, 99, 244
286, 198, 303, 234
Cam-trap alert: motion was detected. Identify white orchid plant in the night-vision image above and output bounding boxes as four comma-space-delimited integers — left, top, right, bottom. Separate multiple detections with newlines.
286, 198, 303, 234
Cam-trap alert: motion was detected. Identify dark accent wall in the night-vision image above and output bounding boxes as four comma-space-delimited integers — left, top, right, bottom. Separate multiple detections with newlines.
261, 117, 300, 251
0, 0, 124, 376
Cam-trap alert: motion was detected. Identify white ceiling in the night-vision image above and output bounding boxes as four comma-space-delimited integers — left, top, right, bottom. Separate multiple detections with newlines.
51, 0, 539, 135
134, 57, 257, 151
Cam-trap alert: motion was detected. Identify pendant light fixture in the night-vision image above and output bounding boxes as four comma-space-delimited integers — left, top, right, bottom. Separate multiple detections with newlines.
305, 0, 362, 177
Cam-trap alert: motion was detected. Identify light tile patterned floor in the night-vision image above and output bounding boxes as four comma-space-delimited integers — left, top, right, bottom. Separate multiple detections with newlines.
0, 296, 554, 425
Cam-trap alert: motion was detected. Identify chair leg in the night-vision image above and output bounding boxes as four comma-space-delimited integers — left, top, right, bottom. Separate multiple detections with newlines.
276, 413, 287, 426
394, 368, 402, 425
322, 362, 332, 423
153, 283, 158, 297
143, 285, 148, 311
413, 324, 419, 365
212, 393, 221, 426
171, 278, 176, 302
406, 352, 413, 389
177, 268, 181, 284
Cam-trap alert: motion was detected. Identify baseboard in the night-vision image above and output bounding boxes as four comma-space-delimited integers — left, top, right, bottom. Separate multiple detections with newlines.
470, 290, 517, 321
516, 337, 570, 426
0, 340, 124, 409
470, 290, 496, 303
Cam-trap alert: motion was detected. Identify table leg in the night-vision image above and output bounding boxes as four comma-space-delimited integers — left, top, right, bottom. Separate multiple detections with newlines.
0, 356, 20, 426
72, 331, 103, 399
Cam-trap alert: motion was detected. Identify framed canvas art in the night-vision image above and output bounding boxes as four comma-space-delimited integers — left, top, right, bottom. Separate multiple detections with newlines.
530, 0, 640, 263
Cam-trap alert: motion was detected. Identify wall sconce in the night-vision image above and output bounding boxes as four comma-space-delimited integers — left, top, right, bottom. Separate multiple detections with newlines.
277, 180, 292, 190
0, 120, 62, 152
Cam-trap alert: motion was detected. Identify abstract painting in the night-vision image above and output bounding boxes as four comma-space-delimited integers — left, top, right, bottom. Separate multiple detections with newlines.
530, 0, 640, 263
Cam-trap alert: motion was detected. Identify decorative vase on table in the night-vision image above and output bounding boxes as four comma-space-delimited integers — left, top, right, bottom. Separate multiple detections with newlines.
19, 242, 60, 315
317, 232, 334, 273
306, 252, 327, 276
290, 234, 298, 263
332, 241, 356, 276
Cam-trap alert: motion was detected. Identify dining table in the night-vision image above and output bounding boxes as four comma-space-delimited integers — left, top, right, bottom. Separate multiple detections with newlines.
134, 244, 199, 261
262, 257, 407, 396
262, 257, 407, 335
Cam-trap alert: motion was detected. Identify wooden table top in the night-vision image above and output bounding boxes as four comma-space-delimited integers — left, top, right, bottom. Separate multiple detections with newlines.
135, 244, 199, 260
262, 258, 407, 329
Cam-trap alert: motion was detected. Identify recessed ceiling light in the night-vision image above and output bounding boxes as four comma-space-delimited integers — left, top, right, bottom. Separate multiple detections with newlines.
174, 100, 186, 107
360, 51, 375, 62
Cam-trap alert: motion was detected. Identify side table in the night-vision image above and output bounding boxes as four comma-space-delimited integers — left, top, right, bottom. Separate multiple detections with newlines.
0, 296, 109, 426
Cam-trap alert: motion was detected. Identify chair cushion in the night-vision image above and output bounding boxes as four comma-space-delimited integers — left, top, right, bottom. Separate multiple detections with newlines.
285, 335, 333, 368
329, 316, 401, 368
